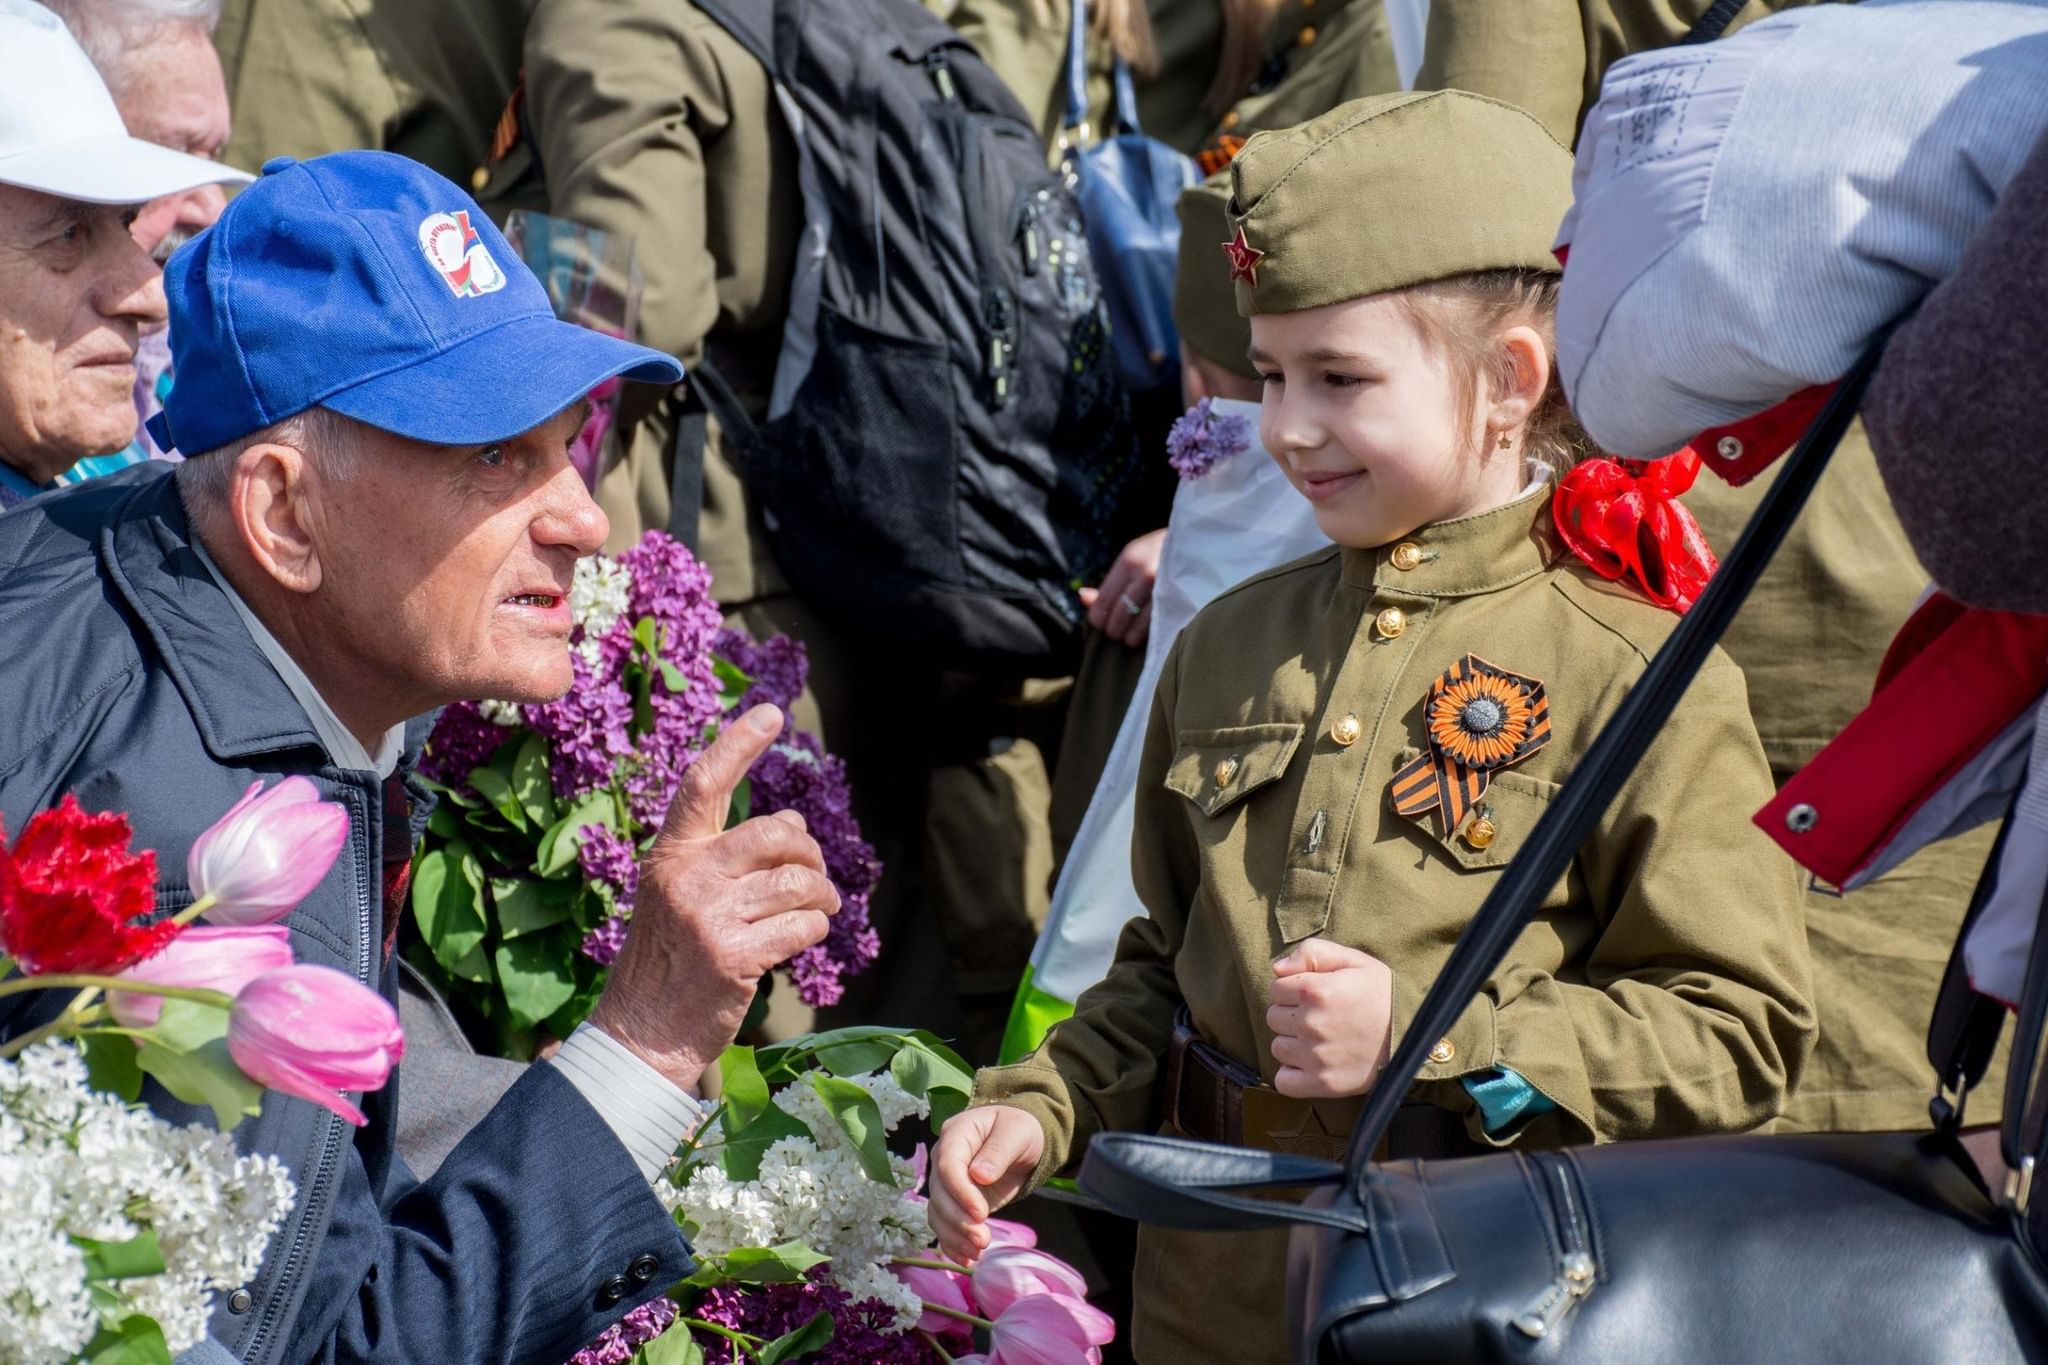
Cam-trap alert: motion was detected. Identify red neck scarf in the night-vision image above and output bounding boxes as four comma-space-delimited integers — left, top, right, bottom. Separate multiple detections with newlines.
1552, 449, 1719, 613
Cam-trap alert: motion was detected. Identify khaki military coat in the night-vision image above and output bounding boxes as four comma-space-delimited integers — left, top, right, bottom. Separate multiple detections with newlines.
1413, 0, 1815, 146
977, 489, 1815, 1362
1689, 426, 2007, 1132
516, 0, 797, 596
214, 0, 528, 186
945, 0, 1395, 160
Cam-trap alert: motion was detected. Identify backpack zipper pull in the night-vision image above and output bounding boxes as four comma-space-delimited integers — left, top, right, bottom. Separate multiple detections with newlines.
924, 51, 957, 102
1511, 1251, 1595, 1340
1017, 199, 1042, 275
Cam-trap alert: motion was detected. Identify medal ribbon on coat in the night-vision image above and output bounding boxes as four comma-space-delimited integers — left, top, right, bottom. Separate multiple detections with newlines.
1389, 655, 1551, 831
1552, 447, 1719, 614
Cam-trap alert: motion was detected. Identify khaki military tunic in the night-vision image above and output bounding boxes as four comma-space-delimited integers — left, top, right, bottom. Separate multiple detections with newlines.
214, 0, 528, 186
517, 0, 796, 599
944, 0, 1395, 160
978, 489, 1815, 1363
1413, 0, 1814, 146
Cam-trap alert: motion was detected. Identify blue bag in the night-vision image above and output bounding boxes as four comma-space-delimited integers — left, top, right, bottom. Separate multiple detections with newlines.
1061, 0, 1197, 391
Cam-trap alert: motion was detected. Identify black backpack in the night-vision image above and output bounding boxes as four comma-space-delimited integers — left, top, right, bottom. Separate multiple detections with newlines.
688, 0, 1146, 671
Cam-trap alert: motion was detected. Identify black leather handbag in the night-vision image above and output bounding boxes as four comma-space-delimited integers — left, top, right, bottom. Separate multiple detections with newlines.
1077, 345, 2048, 1361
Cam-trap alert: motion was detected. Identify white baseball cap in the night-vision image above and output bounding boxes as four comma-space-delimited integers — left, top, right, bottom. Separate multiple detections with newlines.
0, 0, 253, 204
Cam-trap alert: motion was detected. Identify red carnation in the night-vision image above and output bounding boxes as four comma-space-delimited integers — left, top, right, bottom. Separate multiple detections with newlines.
0, 795, 172, 975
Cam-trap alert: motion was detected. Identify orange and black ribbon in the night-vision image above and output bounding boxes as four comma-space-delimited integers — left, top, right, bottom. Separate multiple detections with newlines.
1390, 655, 1550, 831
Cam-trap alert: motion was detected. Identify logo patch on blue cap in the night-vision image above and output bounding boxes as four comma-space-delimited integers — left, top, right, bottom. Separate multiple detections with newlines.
417, 210, 506, 298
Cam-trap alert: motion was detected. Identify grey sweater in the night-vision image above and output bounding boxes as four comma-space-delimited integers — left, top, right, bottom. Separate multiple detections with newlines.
1866, 128, 2048, 614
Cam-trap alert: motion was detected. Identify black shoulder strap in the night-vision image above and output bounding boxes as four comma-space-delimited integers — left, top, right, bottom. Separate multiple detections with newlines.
1343, 340, 1888, 1178
1927, 812, 2018, 1131
667, 361, 756, 551
690, 0, 776, 74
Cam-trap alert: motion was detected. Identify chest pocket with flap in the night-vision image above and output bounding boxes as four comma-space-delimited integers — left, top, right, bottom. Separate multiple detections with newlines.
1422, 767, 1559, 872
1165, 723, 1304, 818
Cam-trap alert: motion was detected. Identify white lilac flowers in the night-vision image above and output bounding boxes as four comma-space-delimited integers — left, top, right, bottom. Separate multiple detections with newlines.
568, 555, 634, 666
0, 1042, 295, 1363
667, 1071, 934, 1331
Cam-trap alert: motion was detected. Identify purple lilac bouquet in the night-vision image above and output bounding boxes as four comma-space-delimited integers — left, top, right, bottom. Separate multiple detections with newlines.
411, 531, 881, 1058
565, 1030, 1116, 1365
1164, 396, 1253, 480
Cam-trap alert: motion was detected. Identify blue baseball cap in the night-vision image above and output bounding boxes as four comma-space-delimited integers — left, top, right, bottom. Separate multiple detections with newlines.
147, 150, 683, 456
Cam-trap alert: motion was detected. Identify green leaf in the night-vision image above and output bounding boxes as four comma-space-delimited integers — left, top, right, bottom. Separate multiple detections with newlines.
718, 1242, 830, 1285
535, 793, 616, 877
80, 1030, 142, 1101
512, 734, 558, 828
494, 933, 578, 1028
441, 940, 493, 983
656, 658, 692, 695
492, 877, 569, 938
758, 1309, 835, 1365
634, 1326, 705, 1365
426, 802, 464, 839
716, 1102, 811, 1182
890, 1040, 975, 1097
73, 1229, 164, 1281
413, 841, 489, 975
813, 1039, 898, 1078
716, 1045, 770, 1134
79, 1315, 172, 1365
712, 655, 753, 695
135, 1000, 263, 1131
675, 1241, 830, 1293
804, 1073, 893, 1184
467, 766, 528, 832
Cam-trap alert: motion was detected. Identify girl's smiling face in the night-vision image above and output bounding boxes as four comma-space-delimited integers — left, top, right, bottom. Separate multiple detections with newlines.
1250, 291, 1538, 549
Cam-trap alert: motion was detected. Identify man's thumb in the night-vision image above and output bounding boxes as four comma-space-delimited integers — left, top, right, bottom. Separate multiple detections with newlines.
658, 704, 783, 844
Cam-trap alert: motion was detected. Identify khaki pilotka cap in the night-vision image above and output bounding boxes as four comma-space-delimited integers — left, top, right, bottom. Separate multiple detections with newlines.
1226, 90, 1576, 316
1173, 172, 1258, 380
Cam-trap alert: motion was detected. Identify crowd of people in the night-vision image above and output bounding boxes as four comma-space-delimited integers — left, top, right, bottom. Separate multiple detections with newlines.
0, 0, 2044, 1361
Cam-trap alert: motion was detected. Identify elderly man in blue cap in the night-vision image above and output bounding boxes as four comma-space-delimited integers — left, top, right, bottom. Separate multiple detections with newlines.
0, 150, 841, 1362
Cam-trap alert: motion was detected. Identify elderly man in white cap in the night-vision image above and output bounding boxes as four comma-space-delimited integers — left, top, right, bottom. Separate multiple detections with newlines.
0, 0, 247, 507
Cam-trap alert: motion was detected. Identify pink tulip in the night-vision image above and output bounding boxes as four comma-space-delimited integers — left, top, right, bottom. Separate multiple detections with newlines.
227, 965, 403, 1125
189, 778, 350, 925
986, 1294, 1115, 1365
970, 1246, 1092, 1319
986, 1216, 1038, 1250
892, 1260, 976, 1339
108, 925, 295, 1027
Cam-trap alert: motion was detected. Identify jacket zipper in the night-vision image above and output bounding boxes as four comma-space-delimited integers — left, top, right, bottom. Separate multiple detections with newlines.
1512, 1153, 1597, 1340
243, 778, 374, 1362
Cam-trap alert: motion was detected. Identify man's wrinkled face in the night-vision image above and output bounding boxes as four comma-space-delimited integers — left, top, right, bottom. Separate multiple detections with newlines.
114, 25, 232, 258
0, 184, 165, 482
310, 403, 609, 709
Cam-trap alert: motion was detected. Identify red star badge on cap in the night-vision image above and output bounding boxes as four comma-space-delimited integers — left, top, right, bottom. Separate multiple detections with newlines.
1222, 227, 1265, 286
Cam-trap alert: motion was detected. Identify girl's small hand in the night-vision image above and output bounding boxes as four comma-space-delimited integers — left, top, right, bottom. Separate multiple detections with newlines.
1266, 938, 1394, 1099
1077, 528, 1166, 647
930, 1104, 1046, 1266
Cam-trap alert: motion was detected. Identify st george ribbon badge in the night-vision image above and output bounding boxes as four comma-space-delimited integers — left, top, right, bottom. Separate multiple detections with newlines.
1390, 655, 1551, 831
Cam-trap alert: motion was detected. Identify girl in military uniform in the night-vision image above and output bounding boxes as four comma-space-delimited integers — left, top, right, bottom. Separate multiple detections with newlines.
931, 90, 1815, 1363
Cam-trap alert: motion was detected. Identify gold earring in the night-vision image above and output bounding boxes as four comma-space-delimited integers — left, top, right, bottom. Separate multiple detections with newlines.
1496, 431, 1512, 451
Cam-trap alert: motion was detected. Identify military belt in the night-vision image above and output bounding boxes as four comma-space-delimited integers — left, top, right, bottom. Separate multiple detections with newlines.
1165, 1007, 1482, 1163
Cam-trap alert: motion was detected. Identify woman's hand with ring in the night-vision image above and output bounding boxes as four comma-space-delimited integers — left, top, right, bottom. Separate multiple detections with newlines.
1078, 528, 1166, 647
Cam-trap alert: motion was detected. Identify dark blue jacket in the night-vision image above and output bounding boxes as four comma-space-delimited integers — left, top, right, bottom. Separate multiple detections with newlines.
0, 465, 691, 1363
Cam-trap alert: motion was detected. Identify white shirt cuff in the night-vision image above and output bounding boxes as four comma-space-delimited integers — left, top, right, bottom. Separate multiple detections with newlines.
548, 1022, 704, 1182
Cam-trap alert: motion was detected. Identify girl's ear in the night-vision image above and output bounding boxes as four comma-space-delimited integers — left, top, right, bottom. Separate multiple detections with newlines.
1490, 324, 1552, 435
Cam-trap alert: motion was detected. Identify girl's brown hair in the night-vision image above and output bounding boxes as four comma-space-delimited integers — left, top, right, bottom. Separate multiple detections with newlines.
1394, 268, 1593, 480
